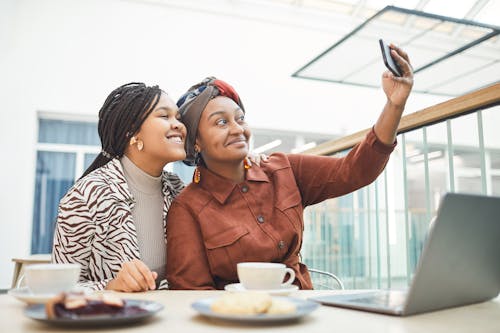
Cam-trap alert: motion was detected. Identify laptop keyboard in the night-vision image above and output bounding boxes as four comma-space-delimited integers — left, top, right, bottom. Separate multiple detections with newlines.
351, 292, 407, 308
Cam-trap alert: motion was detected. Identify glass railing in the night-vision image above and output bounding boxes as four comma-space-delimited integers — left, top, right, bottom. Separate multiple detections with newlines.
302, 83, 500, 289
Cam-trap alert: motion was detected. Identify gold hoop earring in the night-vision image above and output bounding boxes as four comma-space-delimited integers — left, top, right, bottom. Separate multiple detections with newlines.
130, 136, 144, 151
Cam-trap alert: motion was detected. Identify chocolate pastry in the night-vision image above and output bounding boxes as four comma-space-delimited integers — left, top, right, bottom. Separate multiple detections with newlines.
45, 292, 145, 319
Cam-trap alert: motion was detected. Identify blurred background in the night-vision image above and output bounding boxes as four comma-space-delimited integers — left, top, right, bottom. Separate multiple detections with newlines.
1, 0, 498, 289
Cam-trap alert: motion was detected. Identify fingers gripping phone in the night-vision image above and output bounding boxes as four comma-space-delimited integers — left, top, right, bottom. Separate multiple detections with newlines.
379, 39, 402, 77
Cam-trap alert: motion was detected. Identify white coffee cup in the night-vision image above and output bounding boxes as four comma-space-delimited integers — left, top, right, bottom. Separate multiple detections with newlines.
237, 262, 295, 290
21, 263, 80, 294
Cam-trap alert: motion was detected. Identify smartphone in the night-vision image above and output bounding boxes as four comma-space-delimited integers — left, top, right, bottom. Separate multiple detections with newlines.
379, 39, 402, 77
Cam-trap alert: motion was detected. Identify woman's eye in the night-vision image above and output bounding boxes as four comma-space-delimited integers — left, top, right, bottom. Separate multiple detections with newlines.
161, 114, 178, 121
235, 115, 245, 124
216, 119, 227, 126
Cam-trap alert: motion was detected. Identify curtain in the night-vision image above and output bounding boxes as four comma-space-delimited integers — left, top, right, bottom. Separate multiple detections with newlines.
32, 119, 99, 254
32, 151, 75, 253
38, 119, 99, 145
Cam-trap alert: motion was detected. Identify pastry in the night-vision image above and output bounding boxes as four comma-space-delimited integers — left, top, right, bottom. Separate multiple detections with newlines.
45, 292, 143, 319
267, 298, 297, 314
211, 292, 272, 315
210, 292, 296, 315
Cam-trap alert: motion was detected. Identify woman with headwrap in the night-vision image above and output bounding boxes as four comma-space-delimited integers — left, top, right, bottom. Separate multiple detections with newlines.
52, 83, 264, 292
166, 45, 414, 290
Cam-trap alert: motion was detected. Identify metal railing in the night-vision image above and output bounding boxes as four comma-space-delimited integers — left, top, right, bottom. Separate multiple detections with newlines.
302, 83, 500, 289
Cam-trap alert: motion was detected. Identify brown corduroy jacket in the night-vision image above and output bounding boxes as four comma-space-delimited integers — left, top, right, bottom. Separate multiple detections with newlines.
166, 128, 395, 290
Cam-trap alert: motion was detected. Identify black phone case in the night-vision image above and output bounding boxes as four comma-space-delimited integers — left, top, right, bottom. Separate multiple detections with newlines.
379, 39, 402, 77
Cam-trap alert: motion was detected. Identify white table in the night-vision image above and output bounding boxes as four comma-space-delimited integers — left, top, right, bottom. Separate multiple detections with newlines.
1, 290, 499, 333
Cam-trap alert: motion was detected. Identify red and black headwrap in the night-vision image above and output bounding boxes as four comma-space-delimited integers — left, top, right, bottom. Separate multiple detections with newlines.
177, 76, 244, 166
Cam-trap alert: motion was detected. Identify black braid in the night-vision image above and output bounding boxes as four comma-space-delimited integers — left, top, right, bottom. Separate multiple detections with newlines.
80, 82, 162, 179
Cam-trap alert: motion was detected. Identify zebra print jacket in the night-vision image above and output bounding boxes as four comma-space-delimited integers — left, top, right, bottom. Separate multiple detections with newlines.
52, 158, 184, 290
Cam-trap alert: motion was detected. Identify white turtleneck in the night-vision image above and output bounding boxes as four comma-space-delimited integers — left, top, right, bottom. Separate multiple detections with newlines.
121, 155, 166, 286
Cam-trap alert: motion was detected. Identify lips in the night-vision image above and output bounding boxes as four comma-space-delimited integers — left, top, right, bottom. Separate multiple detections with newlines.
166, 133, 184, 144
226, 137, 247, 146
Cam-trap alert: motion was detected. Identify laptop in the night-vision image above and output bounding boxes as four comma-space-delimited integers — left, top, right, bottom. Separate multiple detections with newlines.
311, 192, 500, 316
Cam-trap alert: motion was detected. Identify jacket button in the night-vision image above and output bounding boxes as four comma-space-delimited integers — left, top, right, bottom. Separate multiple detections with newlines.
257, 215, 265, 223
278, 240, 285, 249
241, 185, 249, 193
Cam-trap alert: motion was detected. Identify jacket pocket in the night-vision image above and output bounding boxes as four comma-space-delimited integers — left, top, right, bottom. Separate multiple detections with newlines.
204, 225, 249, 281
205, 225, 249, 249
276, 191, 303, 232
275, 190, 301, 211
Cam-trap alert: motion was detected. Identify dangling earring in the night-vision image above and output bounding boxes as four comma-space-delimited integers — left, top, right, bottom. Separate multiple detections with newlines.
243, 157, 252, 170
193, 145, 201, 183
193, 167, 201, 184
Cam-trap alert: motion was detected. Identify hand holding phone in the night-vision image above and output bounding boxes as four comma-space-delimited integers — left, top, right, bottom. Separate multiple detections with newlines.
379, 39, 402, 77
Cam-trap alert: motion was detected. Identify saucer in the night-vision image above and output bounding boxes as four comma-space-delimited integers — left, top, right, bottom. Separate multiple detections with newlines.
8, 287, 57, 304
8, 286, 90, 304
224, 283, 299, 296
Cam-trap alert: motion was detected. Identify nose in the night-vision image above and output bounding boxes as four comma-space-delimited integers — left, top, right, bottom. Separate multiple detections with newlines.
229, 120, 245, 134
171, 118, 185, 131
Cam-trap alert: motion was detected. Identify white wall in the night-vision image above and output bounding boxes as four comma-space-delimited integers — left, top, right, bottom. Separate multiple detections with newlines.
0, 0, 446, 288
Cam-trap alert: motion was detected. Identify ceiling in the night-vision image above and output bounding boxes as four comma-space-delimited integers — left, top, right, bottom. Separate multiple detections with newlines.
289, 1, 500, 96
267, 0, 498, 27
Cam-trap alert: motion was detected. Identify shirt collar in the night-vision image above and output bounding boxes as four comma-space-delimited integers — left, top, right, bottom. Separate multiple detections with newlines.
198, 164, 270, 204
246, 164, 270, 182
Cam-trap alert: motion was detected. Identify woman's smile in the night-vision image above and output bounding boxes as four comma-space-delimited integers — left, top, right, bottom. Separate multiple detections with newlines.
225, 136, 247, 147
166, 133, 184, 145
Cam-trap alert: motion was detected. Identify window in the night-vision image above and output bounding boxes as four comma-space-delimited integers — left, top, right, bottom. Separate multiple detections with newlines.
302, 105, 500, 289
32, 117, 100, 254
31, 117, 196, 253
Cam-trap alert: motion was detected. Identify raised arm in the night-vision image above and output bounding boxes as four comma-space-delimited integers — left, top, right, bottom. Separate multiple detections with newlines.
374, 44, 414, 145
289, 128, 395, 207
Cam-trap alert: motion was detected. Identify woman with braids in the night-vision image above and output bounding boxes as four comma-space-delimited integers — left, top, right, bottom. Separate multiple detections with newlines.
52, 83, 187, 291
166, 45, 414, 289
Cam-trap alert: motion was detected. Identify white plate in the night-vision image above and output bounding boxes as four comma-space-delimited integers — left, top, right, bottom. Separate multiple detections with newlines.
8, 286, 90, 304
224, 283, 299, 296
25, 299, 163, 327
192, 296, 318, 323
8, 287, 57, 304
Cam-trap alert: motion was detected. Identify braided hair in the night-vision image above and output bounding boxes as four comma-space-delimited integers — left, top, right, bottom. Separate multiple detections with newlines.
81, 82, 162, 179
